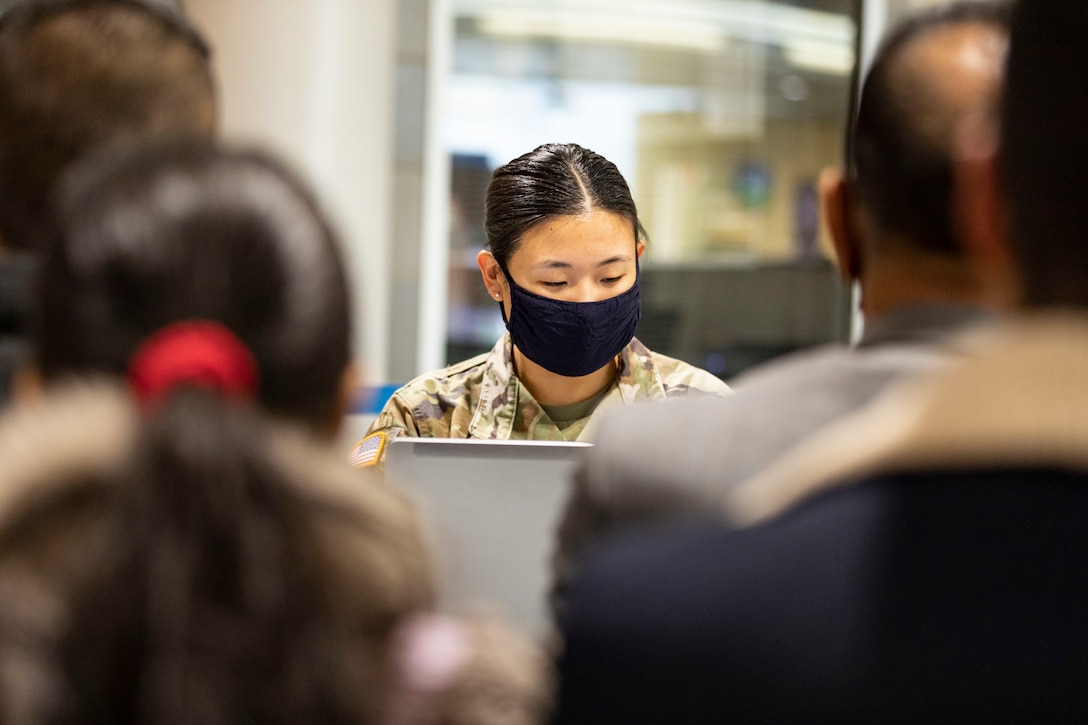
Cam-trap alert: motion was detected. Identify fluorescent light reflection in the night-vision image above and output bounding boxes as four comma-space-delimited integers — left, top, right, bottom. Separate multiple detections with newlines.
479, 8, 727, 52
465, 0, 855, 75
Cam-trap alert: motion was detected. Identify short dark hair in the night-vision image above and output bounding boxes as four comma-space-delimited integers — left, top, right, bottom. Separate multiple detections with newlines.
0, 0, 215, 251
34, 141, 352, 433
1001, 0, 1088, 307
484, 142, 647, 268
850, 0, 1010, 256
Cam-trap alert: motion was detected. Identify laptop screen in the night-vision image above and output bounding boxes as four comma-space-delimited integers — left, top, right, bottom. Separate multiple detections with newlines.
384, 437, 591, 633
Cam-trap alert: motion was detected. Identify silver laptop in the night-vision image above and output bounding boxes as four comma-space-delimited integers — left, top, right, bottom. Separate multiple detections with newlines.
384, 437, 591, 633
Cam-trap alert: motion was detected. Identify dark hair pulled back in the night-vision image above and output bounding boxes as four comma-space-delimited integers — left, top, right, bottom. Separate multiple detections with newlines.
34, 141, 352, 432
483, 142, 647, 267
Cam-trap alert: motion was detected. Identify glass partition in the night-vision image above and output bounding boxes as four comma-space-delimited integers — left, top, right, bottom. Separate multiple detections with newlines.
442, 0, 859, 380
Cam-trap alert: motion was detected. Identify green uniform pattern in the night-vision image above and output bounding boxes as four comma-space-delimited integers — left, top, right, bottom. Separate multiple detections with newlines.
364, 334, 730, 458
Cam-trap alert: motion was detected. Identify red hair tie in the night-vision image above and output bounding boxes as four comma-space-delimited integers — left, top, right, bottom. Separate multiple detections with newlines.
128, 321, 259, 405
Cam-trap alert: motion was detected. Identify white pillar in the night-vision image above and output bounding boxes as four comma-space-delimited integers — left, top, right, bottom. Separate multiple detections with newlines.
417, 0, 453, 375
185, 0, 396, 383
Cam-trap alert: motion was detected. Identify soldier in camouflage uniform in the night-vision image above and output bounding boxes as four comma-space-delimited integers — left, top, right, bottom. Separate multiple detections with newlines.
369, 332, 726, 438
352, 143, 729, 470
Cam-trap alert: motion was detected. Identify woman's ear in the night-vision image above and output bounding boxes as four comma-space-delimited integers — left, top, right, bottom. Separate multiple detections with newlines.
636, 241, 645, 259
477, 250, 506, 301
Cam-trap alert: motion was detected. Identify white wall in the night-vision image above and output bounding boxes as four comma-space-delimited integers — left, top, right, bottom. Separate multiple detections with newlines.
185, 0, 397, 383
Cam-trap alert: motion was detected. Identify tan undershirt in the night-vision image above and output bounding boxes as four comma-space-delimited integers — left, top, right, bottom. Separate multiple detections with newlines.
540, 385, 611, 430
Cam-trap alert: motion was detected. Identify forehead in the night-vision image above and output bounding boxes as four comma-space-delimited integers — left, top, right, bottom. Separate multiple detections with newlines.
512, 209, 634, 263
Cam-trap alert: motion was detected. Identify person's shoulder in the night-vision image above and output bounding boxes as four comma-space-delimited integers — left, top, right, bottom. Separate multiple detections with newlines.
562, 481, 893, 656
730, 343, 847, 385
392, 350, 492, 404
630, 340, 731, 396
730, 340, 943, 400
556, 485, 891, 721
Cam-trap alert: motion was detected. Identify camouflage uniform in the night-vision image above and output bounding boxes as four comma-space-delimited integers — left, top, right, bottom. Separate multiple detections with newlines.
352, 333, 730, 469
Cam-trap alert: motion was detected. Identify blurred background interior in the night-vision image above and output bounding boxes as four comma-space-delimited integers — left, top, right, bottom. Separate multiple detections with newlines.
0, 0, 982, 423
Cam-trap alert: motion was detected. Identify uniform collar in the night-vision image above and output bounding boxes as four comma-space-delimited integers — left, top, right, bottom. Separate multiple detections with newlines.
613, 337, 669, 405
467, 334, 519, 439
467, 334, 662, 439
857, 303, 996, 349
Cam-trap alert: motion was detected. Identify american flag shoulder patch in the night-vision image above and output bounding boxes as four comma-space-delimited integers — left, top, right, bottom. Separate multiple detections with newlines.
349, 431, 388, 468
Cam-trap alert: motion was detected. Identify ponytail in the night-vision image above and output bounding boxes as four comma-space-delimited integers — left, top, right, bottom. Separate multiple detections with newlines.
0, 323, 433, 724
61, 387, 385, 725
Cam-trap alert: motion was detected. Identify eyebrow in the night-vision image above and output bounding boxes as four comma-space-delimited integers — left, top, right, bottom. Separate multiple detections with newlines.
533, 255, 632, 270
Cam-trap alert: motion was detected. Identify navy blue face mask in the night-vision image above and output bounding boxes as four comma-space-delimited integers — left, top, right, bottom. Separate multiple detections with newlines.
498, 261, 641, 378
